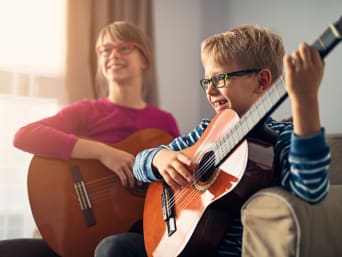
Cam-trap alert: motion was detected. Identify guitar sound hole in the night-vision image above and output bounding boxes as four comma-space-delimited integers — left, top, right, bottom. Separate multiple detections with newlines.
198, 151, 215, 182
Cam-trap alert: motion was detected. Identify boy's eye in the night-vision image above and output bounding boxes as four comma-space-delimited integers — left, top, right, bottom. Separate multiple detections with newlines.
212, 74, 225, 86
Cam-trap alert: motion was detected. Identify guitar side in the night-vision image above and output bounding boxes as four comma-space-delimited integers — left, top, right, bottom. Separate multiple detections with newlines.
28, 128, 173, 257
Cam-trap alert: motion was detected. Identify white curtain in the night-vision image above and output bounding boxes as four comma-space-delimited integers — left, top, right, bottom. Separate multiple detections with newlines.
0, 0, 65, 239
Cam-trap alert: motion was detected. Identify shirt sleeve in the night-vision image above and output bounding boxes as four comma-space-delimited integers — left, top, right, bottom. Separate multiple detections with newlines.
13, 100, 90, 160
269, 119, 331, 204
133, 119, 210, 182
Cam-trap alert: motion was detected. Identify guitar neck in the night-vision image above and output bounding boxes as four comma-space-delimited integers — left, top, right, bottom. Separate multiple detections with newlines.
314, 16, 342, 58
214, 16, 342, 164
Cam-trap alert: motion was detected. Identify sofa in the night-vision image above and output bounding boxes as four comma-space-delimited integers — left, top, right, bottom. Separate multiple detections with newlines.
241, 134, 342, 257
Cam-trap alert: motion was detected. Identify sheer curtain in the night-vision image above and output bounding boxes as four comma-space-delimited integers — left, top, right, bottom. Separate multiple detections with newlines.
0, 0, 65, 239
0, 0, 155, 239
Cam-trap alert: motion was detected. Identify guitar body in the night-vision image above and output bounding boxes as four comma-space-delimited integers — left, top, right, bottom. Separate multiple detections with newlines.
27, 128, 173, 257
144, 110, 275, 257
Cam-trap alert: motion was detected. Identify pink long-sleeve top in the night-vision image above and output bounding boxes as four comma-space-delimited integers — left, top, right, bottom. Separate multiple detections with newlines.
13, 98, 180, 160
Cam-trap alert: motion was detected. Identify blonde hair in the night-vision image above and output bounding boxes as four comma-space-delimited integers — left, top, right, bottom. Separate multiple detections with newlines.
95, 21, 154, 97
201, 25, 285, 83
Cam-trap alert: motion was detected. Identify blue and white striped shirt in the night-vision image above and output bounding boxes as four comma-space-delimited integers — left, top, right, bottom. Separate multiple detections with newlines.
133, 117, 331, 256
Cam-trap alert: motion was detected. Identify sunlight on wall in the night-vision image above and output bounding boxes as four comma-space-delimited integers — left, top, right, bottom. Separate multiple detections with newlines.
0, 0, 65, 76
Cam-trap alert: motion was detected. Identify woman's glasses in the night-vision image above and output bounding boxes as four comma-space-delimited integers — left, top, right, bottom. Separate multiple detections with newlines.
97, 42, 141, 57
200, 69, 260, 91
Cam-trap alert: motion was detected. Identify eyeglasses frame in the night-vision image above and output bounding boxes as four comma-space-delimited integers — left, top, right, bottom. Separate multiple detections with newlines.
96, 41, 141, 57
200, 68, 261, 91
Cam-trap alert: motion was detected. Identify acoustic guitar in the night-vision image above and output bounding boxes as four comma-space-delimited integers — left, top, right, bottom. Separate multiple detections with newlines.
27, 128, 173, 257
143, 16, 342, 257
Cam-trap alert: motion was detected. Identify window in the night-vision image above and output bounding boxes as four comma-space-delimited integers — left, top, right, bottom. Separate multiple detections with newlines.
0, 0, 65, 239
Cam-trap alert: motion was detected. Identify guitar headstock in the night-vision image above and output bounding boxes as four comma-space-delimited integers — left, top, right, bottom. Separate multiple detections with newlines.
313, 15, 342, 59
334, 15, 342, 34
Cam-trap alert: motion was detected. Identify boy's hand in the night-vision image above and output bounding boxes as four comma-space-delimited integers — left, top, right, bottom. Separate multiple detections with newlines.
284, 42, 324, 103
284, 42, 325, 136
152, 149, 194, 189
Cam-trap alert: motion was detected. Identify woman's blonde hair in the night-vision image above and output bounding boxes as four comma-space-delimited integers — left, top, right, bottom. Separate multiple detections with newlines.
95, 21, 154, 98
201, 25, 285, 83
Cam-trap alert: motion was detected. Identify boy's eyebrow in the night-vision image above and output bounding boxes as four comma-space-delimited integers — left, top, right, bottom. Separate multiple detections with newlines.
205, 71, 222, 78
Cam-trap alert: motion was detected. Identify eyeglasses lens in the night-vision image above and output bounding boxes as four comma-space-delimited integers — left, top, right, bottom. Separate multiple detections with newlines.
99, 43, 134, 57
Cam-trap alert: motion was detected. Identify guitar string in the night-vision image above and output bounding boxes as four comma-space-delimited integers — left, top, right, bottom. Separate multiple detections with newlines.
171, 106, 254, 209
78, 174, 133, 202
75, 97, 261, 209
73, 82, 283, 208
166, 109, 247, 209
168, 113, 244, 207
168, 135, 237, 210
76, 97, 264, 207
166, 82, 285, 210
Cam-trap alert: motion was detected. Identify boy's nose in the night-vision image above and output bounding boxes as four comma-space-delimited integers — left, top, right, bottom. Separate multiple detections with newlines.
206, 82, 220, 94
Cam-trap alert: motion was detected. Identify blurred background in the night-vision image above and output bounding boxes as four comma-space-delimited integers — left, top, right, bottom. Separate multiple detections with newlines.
0, 0, 341, 239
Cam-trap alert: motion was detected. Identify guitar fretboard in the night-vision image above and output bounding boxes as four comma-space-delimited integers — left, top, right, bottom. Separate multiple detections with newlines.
213, 15, 342, 165
214, 77, 287, 163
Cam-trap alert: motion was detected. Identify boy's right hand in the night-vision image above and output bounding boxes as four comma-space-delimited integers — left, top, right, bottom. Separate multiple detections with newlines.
152, 149, 194, 189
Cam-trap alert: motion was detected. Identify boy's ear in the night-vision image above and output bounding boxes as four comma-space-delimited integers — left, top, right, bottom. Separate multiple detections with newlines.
255, 69, 272, 93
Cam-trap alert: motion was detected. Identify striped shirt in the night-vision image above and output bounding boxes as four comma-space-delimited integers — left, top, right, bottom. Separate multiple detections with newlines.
133, 117, 331, 256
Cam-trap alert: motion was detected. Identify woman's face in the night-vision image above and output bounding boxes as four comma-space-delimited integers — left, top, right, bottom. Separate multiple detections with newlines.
97, 39, 147, 85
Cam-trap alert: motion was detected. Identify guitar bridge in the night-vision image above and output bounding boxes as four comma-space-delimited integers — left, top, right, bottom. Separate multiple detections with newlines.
161, 183, 176, 236
70, 166, 96, 226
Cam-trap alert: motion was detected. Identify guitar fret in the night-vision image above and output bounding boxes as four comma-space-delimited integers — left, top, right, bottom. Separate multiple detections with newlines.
273, 83, 281, 98
261, 94, 269, 110
216, 139, 225, 161
265, 90, 274, 109
232, 127, 240, 146
260, 99, 267, 115
254, 101, 263, 119
247, 109, 256, 129
242, 116, 250, 134
236, 122, 244, 141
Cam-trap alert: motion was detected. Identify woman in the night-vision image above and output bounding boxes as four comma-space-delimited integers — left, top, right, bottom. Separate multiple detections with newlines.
2, 21, 179, 257
14, 21, 179, 187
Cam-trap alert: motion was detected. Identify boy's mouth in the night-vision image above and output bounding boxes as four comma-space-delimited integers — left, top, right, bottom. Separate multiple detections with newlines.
213, 99, 228, 111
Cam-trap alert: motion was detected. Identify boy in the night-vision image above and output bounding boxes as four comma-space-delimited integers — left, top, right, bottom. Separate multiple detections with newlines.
95, 25, 330, 257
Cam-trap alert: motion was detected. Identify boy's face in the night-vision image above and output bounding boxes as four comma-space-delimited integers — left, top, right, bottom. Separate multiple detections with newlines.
202, 57, 265, 117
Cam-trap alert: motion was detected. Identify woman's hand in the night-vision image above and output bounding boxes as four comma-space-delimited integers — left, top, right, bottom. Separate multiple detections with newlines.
71, 138, 136, 187
99, 147, 136, 188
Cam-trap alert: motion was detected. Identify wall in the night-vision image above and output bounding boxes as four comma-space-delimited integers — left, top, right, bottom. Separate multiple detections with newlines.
154, 0, 342, 134
154, 0, 203, 134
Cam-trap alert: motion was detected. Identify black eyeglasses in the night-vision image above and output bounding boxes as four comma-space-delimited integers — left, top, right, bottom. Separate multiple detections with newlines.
200, 68, 260, 91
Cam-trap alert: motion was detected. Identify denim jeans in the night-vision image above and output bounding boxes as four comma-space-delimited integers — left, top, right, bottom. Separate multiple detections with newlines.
94, 232, 147, 257
0, 238, 60, 257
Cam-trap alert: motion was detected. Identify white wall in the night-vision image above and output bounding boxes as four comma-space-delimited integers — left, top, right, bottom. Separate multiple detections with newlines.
154, 0, 342, 134
154, 0, 203, 134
